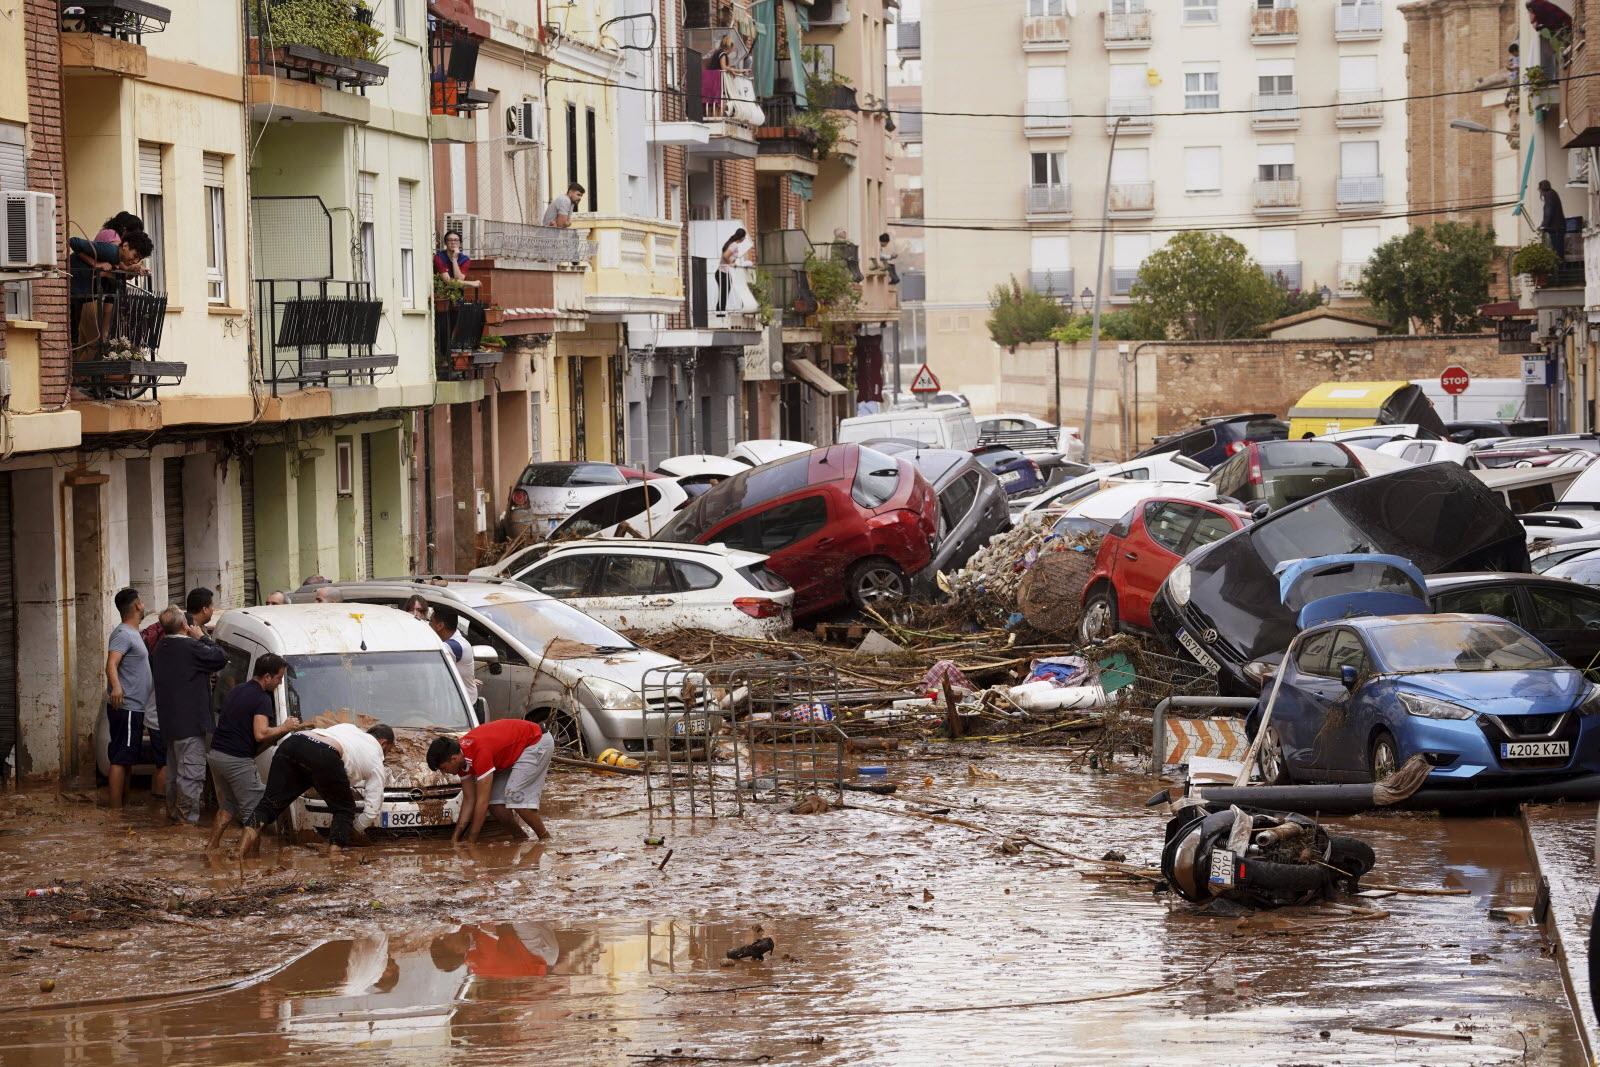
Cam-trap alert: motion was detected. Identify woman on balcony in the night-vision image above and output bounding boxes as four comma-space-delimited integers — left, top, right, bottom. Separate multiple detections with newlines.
434, 230, 480, 292
716, 228, 756, 314
702, 36, 749, 119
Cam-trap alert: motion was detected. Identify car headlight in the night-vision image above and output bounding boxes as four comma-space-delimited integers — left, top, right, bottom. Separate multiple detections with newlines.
1576, 683, 1600, 716
1166, 564, 1192, 608
1243, 660, 1277, 685
1397, 692, 1474, 720
583, 678, 646, 712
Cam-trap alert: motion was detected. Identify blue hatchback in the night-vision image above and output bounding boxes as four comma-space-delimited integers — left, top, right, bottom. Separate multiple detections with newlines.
970, 444, 1045, 497
1250, 613, 1600, 785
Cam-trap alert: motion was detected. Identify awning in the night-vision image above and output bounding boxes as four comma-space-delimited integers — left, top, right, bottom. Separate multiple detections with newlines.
784, 0, 808, 107
787, 357, 847, 395
754, 0, 778, 98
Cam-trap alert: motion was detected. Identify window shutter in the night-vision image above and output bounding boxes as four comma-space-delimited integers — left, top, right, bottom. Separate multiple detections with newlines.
1257, 143, 1294, 166
0, 123, 25, 191
398, 181, 414, 247
202, 153, 224, 187
358, 172, 375, 223
139, 143, 163, 194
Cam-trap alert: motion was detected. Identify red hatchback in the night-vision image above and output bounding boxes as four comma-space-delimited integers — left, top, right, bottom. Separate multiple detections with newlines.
661, 444, 939, 618
1078, 497, 1246, 641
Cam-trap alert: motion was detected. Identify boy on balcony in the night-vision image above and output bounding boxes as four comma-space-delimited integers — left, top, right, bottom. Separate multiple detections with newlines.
541, 183, 585, 228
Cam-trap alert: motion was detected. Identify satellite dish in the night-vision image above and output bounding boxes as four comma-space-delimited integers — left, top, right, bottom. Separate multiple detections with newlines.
1064, 0, 1077, 15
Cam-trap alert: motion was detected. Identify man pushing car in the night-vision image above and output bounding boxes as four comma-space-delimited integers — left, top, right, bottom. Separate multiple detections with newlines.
427, 719, 554, 844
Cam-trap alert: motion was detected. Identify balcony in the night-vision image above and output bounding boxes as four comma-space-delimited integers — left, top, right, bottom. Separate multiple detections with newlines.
582, 215, 684, 316
1022, 15, 1070, 52
1334, 3, 1381, 40
1252, 179, 1301, 214
1029, 268, 1074, 298
1250, 92, 1300, 129
466, 247, 588, 338
1335, 89, 1383, 127
70, 281, 185, 400
245, 1, 389, 123
1337, 261, 1366, 296
59, 0, 170, 77
1261, 262, 1303, 290
688, 221, 763, 338
896, 109, 924, 141
1106, 97, 1153, 134
670, 44, 760, 160
1109, 268, 1140, 300
475, 220, 591, 265
1335, 175, 1384, 211
897, 20, 921, 55
1107, 180, 1154, 217
1024, 99, 1072, 136
755, 93, 820, 175
1250, 6, 1297, 42
1103, 10, 1151, 48
899, 188, 924, 220
435, 300, 495, 381
1025, 183, 1071, 219
254, 279, 394, 395
756, 230, 820, 332
427, 12, 493, 144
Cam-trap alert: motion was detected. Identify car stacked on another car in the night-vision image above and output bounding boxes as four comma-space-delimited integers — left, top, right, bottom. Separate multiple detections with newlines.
873, 445, 1010, 595
1206, 440, 1366, 516
505, 462, 650, 540
1013, 451, 1210, 522
1134, 413, 1287, 468
970, 444, 1045, 496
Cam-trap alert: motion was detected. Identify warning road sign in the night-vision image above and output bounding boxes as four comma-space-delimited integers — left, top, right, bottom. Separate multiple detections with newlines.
909, 363, 941, 394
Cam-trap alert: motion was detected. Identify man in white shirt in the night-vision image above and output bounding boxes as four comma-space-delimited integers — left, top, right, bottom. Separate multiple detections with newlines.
428, 604, 479, 696
237, 722, 394, 856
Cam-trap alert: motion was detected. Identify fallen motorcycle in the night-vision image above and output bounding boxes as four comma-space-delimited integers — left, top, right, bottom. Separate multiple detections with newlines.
1158, 802, 1375, 909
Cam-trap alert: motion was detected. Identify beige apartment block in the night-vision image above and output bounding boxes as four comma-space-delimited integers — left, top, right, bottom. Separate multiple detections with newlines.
921, 0, 1409, 416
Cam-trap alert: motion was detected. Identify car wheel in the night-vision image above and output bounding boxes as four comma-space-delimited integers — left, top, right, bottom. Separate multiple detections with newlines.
1257, 725, 1290, 785
1079, 586, 1119, 642
848, 558, 906, 608
536, 709, 587, 757
1369, 729, 1399, 782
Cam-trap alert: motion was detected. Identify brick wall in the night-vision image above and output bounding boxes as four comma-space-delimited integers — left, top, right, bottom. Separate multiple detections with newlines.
25, 0, 68, 407
717, 159, 756, 235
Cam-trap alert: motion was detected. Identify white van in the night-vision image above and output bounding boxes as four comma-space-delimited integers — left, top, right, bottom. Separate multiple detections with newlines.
837, 406, 980, 451
210, 604, 481, 836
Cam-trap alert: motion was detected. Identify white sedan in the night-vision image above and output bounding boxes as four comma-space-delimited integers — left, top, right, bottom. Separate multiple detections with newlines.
727, 439, 814, 467
1012, 450, 1210, 521
546, 478, 691, 540
498, 541, 794, 637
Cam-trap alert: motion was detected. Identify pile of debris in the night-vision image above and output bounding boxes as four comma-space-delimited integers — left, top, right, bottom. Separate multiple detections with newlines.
935, 525, 1104, 632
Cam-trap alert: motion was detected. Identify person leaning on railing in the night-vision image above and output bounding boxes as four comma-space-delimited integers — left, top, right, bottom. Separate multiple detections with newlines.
433, 229, 480, 293
68, 230, 153, 354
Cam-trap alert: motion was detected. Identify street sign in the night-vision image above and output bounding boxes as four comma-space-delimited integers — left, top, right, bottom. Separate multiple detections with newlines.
1440, 365, 1471, 396
908, 362, 941, 394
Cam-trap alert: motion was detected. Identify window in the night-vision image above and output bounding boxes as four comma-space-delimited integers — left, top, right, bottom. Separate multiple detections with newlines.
1027, 66, 1067, 104
852, 448, 903, 507
939, 471, 981, 531
1184, 147, 1222, 194
564, 103, 578, 192
1109, 0, 1146, 11
1257, 58, 1294, 96
1530, 587, 1600, 630
398, 179, 417, 309
1112, 232, 1150, 268
1340, 140, 1379, 177
522, 554, 600, 598
1030, 235, 1070, 271
1184, 66, 1220, 111
1189, 510, 1236, 548
211, 644, 254, 717
1110, 147, 1150, 184
1327, 630, 1369, 676
394, 0, 407, 36
203, 153, 228, 304
740, 495, 830, 553
336, 438, 354, 496
672, 560, 723, 590
1257, 142, 1295, 181
1433, 586, 1525, 624
1295, 629, 1337, 676
357, 171, 376, 287
1, 122, 27, 317
1145, 503, 1195, 553
1259, 230, 1296, 264
1109, 63, 1145, 101
137, 142, 165, 294
1207, 451, 1250, 498
1183, 0, 1217, 24
1339, 55, 1378, 91
1027, 0, 1063, 15
1031, 151, 1066, 187
585, 106, 598, 214
597, 555, 677, 596
1341, 225, 1380, 263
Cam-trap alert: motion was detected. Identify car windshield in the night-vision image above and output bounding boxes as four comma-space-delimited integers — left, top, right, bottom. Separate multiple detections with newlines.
283, 651, 473, 730
517, 463, 624, 488
476, 598, 639, 654
1263, 468, 1363, 510
660, 451, 814, 541
1378, 619, 1563, 673
1259, 442, 1355, 470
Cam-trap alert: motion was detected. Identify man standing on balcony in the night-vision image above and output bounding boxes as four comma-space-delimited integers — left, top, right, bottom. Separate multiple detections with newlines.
1539, 180, 1567, 258
541, 183, 585, 229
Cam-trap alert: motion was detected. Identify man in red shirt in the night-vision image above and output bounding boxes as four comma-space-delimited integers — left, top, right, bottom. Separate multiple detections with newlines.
427, 718, 554, 843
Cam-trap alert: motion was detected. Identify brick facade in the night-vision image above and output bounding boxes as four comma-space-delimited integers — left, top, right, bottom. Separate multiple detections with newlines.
25, 0, 68, 407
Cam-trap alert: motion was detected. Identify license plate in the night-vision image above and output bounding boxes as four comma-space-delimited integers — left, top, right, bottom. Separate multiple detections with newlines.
1501, 741, 1569, 759
1208, 848, 1236, 887
673, 716, 708, 736
1000, 470, 1023, 484
379, 810, 425, 828
1176, 628, 1222, 675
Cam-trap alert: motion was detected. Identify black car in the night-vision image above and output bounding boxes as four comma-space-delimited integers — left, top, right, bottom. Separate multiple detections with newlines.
1206, 440, 1365, 516
1150, 463, 1532, 695
1446, 421, 1511, 445
1135, 413, 1287, 469
1427, 573, 1600, 677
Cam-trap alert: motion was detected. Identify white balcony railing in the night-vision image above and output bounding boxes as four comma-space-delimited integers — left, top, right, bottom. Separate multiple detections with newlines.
1335, 88, 1383, 125
1022, 14, 1070, 49
1108, 180, 1154, 214
1105, 96, 1153, 132
1251, 92, 1300, 127
1252, 179, 1301, 212
1024, 98, 1072, 134
1025, 183, 1071, 216
1110, 267, 1140, 297
1337, 260, 1367, 294
1335, 174, 1384, 207
1104, 10, 1152, 45
1262, 262, 1303, 290
1029, 268, 1074, 297
1334, 3, 1381, 38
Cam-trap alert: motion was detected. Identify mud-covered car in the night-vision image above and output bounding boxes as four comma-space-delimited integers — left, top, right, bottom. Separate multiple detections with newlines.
1151, 463, 1532, 695
211, 605, 480, 835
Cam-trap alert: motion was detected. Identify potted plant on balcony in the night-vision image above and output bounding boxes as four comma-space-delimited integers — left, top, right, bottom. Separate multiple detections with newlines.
804, 251, 861, 342
434, 272, 465, 311
1513, 241, 1561, 287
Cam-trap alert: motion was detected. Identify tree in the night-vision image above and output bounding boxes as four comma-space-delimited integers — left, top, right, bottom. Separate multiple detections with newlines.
986, 278, 1071, 349
1358, 222, 1495, 334
1127, 231, 1285, 340
1053, 308, 1157, 343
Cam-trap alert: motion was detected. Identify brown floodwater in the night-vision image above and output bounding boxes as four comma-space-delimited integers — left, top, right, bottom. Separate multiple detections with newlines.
0, 748, 1585, 1065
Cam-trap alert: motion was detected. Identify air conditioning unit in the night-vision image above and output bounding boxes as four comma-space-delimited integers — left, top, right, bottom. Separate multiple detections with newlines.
810, 0, 849, 25
507, 101, 544, 145
1, 191, 55, 271
443, 212, 484, 257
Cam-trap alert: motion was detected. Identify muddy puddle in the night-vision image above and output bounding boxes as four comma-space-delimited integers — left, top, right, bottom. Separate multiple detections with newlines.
0, 749, 1587, 1065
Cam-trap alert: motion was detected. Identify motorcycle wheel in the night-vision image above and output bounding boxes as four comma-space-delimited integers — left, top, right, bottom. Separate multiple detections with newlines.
1325, 835, 1376, 881
1241, 858, 1327, 896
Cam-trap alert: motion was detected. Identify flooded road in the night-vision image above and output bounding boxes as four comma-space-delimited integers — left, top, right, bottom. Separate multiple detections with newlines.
0, 748, 1584, 1065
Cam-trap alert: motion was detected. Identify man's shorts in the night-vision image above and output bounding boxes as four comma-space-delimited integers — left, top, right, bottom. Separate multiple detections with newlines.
146, 727, 166, 766
105, 705, 145, 767
488, 732, 554, 810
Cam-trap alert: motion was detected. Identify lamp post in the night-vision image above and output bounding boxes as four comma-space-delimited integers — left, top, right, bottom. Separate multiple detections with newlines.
1082, 114, 1130, 464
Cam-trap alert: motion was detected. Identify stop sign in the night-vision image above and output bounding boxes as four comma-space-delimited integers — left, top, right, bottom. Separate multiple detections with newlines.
1440, 365, 1471, 396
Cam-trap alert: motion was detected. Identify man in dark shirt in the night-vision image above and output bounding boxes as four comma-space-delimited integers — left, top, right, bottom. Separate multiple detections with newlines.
151, 606, 227, 824
1540, 179, 1567, 257
206, 654, 300, 851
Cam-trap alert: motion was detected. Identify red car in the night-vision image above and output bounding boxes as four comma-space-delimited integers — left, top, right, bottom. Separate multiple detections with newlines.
661, 444, 939, 618
1078, 497, 1247, 641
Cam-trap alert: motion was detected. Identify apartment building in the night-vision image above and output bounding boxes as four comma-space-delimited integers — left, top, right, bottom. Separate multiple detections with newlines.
889, 0, 925, 390
920, 0, 1408, 414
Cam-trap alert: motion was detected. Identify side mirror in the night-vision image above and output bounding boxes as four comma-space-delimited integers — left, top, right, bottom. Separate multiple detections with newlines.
472, 644, 499, 664
473, 696, 489, 725
1248, 500, 1271, 521
1340, 664, 1360, 690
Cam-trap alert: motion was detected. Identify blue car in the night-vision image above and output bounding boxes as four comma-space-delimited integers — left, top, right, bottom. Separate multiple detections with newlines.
971, 444, 1044, 497
1251, 613, 1600, 785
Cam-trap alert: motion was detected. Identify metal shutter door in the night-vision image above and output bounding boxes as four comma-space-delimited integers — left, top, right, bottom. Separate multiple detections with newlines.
0, 474, 16, 780
138, 143, 162, 194
361, 436, 375, 578
202, 153, 225, 188
164, 458, 186, 606
240, 457, 257, 606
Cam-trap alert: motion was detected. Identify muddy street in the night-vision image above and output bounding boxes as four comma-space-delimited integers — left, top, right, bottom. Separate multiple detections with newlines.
0, 750, 1582, 1066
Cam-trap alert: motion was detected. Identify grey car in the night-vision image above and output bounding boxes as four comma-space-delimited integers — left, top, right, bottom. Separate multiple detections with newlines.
874, 443, 1009, 594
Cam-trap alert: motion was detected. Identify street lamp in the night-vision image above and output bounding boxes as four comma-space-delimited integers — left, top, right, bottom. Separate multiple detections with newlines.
1078, 287, 1095, 313
1083, 114, 1130, 464
1449, 117, 1515, 139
